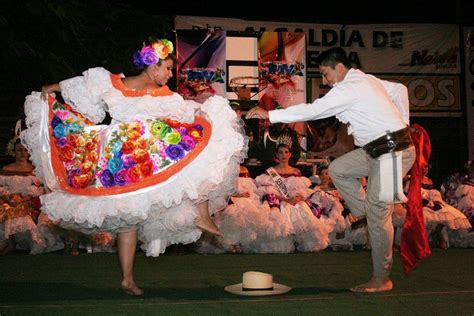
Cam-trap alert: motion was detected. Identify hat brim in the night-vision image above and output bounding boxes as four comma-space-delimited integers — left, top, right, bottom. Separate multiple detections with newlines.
224, 283, 291, 296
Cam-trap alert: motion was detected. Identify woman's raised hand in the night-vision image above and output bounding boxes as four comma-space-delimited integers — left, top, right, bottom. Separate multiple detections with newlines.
41, 83, 60, 101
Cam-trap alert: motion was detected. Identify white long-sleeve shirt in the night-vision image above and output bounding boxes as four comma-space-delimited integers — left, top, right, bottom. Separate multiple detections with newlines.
269, 68, 409, 147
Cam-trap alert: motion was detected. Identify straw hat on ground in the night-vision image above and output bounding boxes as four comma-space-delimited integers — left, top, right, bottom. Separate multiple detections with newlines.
224, 271, 291, 296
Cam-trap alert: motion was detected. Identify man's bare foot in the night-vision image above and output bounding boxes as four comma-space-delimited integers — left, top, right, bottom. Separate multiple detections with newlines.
196, 216, 223, 237
121, 280, 144, 296
63, 244, 70, 255
350, 277, 393, 293
439, 239, 448, 250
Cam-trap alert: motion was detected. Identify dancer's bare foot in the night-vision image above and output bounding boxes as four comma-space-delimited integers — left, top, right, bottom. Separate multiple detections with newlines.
439, 238, 448, 250
70, 240, 80, 256
63, 244, 70, 255
350, 277, 393, 293
196, 201, 223, 237
0, 240, 8, 253
121, 280, 144, 296
196, 215, 223, 237
0, 240, 16, 255
63, 240, 80, 256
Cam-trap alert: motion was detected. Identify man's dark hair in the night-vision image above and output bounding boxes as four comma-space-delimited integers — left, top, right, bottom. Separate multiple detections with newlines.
317, 47, 352, 69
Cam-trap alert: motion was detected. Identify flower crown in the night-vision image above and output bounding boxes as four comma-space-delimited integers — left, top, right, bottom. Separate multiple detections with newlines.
133, 39, 174, 68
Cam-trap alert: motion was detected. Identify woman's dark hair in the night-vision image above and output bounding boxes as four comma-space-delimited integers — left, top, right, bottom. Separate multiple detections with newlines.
317, 47, 352, 69
318, 165, 328, 176
160, 53, 177, 66
315, 116, 340, 135
276, 143, 291, 151
268, 123, 283, 136
229, 101, 240, 112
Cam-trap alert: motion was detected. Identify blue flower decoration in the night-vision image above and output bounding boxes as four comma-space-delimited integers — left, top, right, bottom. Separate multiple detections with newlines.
51, 116, 62, 129
112, 141, 123, 153
107, 158, 123, 174
53, 123, 67, 138
165, 144, 185, 161
99, 169, 115, 187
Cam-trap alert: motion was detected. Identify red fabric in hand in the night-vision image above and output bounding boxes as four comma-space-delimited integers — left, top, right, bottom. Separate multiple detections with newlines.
400, 123, 432, 275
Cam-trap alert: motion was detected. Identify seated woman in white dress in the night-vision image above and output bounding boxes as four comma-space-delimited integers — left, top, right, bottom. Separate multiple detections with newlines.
195, 164, 295, 254
447, 183, 474, 247
395, 164, 471, 249
441, 164, 474, 248
0, 138, 44, 254
256, 144, 329, 252
309, 166, 354, 250
21, 37, 247, 295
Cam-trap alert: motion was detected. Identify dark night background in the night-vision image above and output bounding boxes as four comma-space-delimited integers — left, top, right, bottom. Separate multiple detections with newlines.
1, 0, 473, 184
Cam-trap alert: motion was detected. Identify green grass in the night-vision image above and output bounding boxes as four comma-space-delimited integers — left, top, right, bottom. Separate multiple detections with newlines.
1, 248, 473, 315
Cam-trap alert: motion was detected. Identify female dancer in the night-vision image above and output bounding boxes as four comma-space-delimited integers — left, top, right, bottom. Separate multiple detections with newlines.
22, 37, 246, 295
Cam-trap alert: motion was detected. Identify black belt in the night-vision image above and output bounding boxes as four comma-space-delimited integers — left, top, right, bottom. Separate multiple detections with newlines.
363, 126, 413, 158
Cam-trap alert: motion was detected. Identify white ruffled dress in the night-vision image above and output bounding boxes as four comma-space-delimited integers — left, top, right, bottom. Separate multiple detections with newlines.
309, 189, 352, 248
421, 188, 471, 231
0, 174, 44, 248
256, 173, 330, 252
21, 67, 247, 256
198, 176, 295, 254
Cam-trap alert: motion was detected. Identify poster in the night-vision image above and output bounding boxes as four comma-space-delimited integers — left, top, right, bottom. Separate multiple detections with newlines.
257, 32, 306, 138
176, 30, 226, 103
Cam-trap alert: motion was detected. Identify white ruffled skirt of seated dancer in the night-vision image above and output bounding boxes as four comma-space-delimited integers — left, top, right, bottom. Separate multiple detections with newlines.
255, 174, 330, 252
195, 177, 295, 254
0, 174, 45, 253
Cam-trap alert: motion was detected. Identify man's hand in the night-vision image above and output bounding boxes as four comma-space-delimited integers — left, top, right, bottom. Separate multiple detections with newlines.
245, 107, 269, 120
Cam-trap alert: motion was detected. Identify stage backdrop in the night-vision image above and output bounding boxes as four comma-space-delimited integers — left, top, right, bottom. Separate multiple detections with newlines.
176, 30, 307, 148
176, 16, 470, 161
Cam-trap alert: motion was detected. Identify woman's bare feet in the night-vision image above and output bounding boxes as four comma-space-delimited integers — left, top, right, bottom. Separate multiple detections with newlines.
0, 240, 8, 253
63, 239, 80, 256
350, 277, 393, 293
197, 216, 223, 237
196, 201, 223, 237
121, 280, 144, 296
70, 240, 80, 256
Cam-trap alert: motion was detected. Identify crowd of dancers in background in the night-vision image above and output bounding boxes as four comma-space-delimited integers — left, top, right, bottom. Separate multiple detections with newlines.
1, 139, 472, 256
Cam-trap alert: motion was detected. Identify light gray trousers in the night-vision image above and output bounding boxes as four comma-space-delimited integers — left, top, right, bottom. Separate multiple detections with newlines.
329, 146, 416, 278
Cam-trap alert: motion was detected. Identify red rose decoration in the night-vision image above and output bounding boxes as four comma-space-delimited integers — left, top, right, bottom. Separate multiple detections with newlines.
133, 149, 149, 163
140, 160, 154, 177
71, 173, 92, 188
121, 140, 136, 154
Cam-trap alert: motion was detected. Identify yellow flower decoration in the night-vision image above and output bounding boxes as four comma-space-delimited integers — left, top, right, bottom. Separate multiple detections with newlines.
152, 39, 174, 60
165, 131, 181, 145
